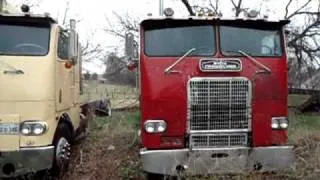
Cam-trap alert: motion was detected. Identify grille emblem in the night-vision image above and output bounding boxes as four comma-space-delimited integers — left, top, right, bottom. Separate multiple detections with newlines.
199, 59, 242, 72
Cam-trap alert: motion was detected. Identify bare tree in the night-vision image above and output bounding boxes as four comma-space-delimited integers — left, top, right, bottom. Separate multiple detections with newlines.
181, 0, 196, 16
103, 12, 140, 86
284, 0, 320, 88
104, 12, 139, 46
55, 1, 103, 62
285, 0, 320, 65
181, 0, 320, 88
230, 0, 243, 17
81, 32, 104, 62
103, 53, 136, 86
208, 0, 220, 14
22, 0, 43, 8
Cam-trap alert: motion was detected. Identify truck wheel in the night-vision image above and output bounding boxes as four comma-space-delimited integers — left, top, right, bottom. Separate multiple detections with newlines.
51, 123, 72, 178
146, 173, 184, 180
146, 173, 168, 180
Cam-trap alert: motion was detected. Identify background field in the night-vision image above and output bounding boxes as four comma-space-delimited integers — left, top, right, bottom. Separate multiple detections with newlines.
81, 81, 139, 109
66, 82, 320, 180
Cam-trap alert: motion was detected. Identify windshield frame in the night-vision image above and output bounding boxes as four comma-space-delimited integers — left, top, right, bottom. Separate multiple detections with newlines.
142, 20, 217, 57
0, 22, 51, 57
219, 24, 285, 58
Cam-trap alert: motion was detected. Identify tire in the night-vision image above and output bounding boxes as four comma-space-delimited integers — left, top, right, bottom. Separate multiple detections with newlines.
146, 173, 168, 180
33, 170, 56, 180
51, 123, 73, 178
146, 173, 185, 180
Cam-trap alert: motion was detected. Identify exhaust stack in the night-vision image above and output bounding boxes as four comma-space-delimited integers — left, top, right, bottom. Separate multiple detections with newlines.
159, 0, 164, 16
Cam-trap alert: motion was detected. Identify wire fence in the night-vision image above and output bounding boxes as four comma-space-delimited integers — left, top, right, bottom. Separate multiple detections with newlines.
81, 81, 139, 110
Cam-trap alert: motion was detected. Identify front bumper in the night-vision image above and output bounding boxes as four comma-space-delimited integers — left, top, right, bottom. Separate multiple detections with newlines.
0, 146, 54, 177
140, 146, 294, 176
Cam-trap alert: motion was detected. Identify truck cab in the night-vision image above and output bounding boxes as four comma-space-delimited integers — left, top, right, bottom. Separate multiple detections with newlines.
126, 10, 295, 178
0, 6, 84, 177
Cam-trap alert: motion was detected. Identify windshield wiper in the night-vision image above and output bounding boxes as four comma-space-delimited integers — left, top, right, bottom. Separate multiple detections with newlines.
0, 60, 24, 74
164, 48, 196, 74
224, 50, 271, 73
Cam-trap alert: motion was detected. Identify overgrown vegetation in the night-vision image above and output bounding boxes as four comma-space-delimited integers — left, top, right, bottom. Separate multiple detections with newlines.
63, 111, 143, 180
61, 108, 320, 180
69, 84, 320, 179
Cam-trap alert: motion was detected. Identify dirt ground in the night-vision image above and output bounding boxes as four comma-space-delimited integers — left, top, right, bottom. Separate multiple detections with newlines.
61, 111, 320, 180
62, 112, 143, 180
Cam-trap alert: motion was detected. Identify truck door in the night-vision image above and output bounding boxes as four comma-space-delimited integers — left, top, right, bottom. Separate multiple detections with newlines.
55, 29, 73, 111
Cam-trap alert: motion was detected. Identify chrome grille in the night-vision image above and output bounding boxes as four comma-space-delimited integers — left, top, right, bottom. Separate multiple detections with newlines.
188, 77, 251, 132
190, 133, 248, 148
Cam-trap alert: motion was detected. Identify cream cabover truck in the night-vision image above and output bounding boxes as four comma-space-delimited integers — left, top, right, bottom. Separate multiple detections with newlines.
0, 4, 111, 178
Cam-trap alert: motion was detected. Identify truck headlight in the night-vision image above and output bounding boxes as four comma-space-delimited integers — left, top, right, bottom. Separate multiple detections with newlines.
20, 121, 47, 136
144, 120, 167, 133
271, 117, 288, 130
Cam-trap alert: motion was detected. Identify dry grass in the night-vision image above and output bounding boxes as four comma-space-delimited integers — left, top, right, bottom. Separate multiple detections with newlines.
63, 111, 143, 180
288, 94, 311, 108
62, 110, 320, 180
69, 83, 320, 180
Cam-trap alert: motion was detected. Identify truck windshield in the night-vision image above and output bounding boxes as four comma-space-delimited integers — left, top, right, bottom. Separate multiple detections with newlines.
220, 26, 282, 57
0, 24, 50, 56
145, 25, 215, 56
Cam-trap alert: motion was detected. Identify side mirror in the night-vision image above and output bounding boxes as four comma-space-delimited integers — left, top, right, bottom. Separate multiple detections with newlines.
125, 32, 135, 59
127, 61, 138, 71
125, 32, 138, 70
68, 19, 78, 64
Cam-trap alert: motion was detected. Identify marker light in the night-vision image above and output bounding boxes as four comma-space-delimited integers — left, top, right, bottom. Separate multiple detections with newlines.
21, 4, 30, 13
163, 8, 174, 17
247, 10, 259, 18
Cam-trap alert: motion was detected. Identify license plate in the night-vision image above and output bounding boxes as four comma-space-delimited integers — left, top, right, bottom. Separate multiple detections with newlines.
0, 124, 19, 135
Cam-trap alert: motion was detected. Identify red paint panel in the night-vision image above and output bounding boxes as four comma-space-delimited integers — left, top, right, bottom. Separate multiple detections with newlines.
252, 100, 288, 146
140, 54, 288, 149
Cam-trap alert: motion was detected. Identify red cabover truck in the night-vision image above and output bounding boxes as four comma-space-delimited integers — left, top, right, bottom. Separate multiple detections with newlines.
125, 9, 294, 179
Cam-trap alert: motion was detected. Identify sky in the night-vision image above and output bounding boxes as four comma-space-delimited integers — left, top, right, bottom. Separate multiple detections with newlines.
8, 0, 317, 73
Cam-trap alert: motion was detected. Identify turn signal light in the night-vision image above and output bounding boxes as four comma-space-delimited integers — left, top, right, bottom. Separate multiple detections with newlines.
65, 61, 73, 69
160, 136, 184, 148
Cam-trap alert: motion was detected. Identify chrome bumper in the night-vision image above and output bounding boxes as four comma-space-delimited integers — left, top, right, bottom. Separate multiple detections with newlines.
0, 146, 54, 177
140, 146, 294, 176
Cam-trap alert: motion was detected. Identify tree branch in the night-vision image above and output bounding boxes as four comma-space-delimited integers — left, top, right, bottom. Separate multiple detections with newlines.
230, 0, 243, 17
286, 0, 313, 19
181, 0, 195, 16
208, 0, 219, 14
284, 0, 294, 19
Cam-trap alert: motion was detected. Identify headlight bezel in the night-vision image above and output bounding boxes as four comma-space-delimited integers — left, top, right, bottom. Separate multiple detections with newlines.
271, 117, 289, 130
20, 121, 48, 136
144, 120, 167, 134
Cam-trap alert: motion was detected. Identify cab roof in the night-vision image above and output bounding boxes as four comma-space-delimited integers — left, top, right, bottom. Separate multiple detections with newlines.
141, 16, 290, 28
0, 12, 57, 24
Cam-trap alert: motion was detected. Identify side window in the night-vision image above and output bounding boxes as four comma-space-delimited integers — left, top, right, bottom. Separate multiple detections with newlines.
58, 31, 69, 59
261, 33, 281, 56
